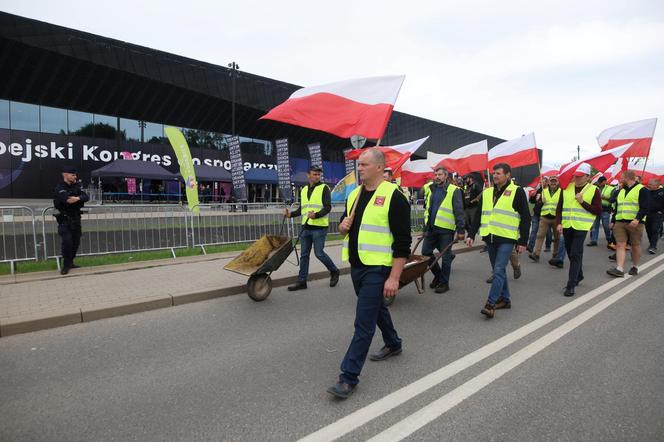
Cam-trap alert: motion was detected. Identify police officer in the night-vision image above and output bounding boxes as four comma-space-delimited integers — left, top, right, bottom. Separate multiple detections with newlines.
327, 148, 411, 399
467, 163, 531, 318
284, 165, 340, 290
54, 166, 89, 275
422, 166, 465, 293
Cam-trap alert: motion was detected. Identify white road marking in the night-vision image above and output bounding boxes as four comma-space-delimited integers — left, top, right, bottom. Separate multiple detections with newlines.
298, 252, 664, 442
368, 259, 664, 441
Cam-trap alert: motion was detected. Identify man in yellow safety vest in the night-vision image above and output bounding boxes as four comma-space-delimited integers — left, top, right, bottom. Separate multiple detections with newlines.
327, 149, 411, 399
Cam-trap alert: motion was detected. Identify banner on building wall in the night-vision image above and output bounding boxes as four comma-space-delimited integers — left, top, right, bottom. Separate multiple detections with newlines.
307, 142, 322, 168
343, 148, 355, 175
164, 127, 200, 213
226, 135, 248, 201
275, 138, 293, 202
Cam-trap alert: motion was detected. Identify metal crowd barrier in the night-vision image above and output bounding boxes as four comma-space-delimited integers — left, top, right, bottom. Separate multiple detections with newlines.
0, 206, 39, 273
1, 202, 429, 272
41, 204, 191, 266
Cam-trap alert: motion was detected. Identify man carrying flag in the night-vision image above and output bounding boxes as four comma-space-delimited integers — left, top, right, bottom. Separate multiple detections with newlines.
422, 167, 466, 293
607, 170, 649, 277
467, 163, 531, 318
284, 165, 340, 290
555, 163, 602, 296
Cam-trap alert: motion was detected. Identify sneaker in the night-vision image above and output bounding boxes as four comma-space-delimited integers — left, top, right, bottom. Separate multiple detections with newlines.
326, 382, 356, 399
495, 298, 511, 310
628, 266, 638, 276
369, 346, 403, 361
548, 258, 564, 269
330, 271, 340, 287
648, 248, 656, 255
60, 267, 69, 275
586, 241, 597, 247
429, 276, 440, 289
528, 253, 540, 263
513, 266, 522, 279
608, 243, 617, 251
287, 281, 307, 291
480, 302, 495, 318
564, 286, 575, 297
606, 267, 624, 278
434, 283, 450, 294
608, 253, 616, 261
486, 274, 494, 284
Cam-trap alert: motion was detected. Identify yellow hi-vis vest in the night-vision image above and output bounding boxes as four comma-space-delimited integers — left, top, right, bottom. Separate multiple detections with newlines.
600, 184, 614, 208
341, 181, 397, 266
423, 184, 459, 231
423, 182, 433, 208
541, 187, 561, 217
616, 184, 644, 222
561, 183, 597, 231
479, 183, 521, 240
300, 184, 329, 227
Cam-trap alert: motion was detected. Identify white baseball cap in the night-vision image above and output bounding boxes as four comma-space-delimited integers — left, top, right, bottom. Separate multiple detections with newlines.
573, 162, 591, 176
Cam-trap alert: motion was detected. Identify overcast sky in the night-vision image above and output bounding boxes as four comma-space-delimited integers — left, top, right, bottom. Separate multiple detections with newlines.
2, 0, 663, 168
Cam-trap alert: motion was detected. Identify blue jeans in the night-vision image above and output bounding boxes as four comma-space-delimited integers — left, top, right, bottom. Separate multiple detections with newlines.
298, 228, 338, 282
340, 265, 402, 386
487, 242, 514, 305
527, 216, 539, 250
555, 234, 566, 261
421, 229, 455, 285
590, 211, 612, 244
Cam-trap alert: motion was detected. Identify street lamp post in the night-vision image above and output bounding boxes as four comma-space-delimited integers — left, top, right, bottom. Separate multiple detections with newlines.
228, 61, 240, 136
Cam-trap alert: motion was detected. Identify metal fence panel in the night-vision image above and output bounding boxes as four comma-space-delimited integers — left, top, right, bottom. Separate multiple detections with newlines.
0, 206, 39, 263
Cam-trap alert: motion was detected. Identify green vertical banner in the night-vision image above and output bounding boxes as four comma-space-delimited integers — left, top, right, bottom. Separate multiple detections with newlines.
165, 126, 200, 213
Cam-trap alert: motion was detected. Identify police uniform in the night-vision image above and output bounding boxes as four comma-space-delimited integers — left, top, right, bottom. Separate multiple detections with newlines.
334, 181, 411, 392
53, 167, 89, 273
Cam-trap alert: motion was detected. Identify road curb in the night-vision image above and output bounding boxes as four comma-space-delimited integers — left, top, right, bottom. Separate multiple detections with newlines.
0, 244, 482, 337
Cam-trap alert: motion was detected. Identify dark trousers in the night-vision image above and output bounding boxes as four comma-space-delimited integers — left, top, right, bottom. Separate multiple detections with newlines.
421, 229, 455, 285
340, 265, 402, 386
646, 212, 663, 250
58, 222, 82, 268
563, 228, 587, 289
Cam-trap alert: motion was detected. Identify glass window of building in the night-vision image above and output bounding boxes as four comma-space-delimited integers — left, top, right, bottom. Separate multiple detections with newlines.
40, 105, 68, 134
0, 99, 9, 129
120, 118, 141, 141
10, 101, 39, 132
93, 114, 118, 139
68, 110, 93, 136
143, 122, 164, 143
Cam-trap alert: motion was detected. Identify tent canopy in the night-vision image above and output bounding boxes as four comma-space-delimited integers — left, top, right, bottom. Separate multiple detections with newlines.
244, 168, 278, 184
194, 164, 232, 182
91, 159, 177, 180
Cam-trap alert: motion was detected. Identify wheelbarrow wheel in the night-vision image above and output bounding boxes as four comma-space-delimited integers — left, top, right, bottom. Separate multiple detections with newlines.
383, 295, 396, 307
247, 274, 272, 302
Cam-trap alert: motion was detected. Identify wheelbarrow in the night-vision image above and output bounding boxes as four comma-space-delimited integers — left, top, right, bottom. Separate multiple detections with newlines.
384, 233, 453, 307
223, 214, 309, 301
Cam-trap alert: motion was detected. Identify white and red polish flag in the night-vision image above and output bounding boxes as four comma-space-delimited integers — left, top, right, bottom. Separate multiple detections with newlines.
597, 118, 657, 158
601, 158, 628, 183
527, 165, 558, 188
557, 143, 632, 189
436, 140, 488, 175
400, 159, 435, 188
345, 137, 429, 174
487, 133, 539, 169
260, 75, 405, 140
427, 151, 448, 164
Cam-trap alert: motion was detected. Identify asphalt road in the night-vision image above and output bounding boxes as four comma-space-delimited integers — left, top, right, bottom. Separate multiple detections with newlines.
1, 243, 663, 441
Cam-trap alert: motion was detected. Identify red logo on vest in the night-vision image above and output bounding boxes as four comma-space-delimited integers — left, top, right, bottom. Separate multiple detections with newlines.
503, 190, 512, 197
374, 196, 386, 207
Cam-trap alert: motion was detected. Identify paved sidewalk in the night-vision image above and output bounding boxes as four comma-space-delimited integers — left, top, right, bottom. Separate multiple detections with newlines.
0, 241, 477, 337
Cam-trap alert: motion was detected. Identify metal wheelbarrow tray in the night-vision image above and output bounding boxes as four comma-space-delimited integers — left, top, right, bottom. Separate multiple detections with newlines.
223, 235, 294, 301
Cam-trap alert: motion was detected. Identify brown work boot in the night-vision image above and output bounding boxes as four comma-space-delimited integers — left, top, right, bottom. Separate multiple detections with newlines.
481, 302, 495, 318
495, 298, 511, 310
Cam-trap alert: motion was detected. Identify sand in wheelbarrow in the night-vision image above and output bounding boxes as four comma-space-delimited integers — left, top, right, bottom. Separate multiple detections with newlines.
224, 235, 290, 274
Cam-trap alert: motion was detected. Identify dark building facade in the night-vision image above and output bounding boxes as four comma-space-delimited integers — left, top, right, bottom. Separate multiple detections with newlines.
0, 12, 533, 200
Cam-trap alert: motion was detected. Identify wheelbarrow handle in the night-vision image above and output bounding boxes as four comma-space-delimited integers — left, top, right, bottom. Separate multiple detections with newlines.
426, 238, 455, 271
